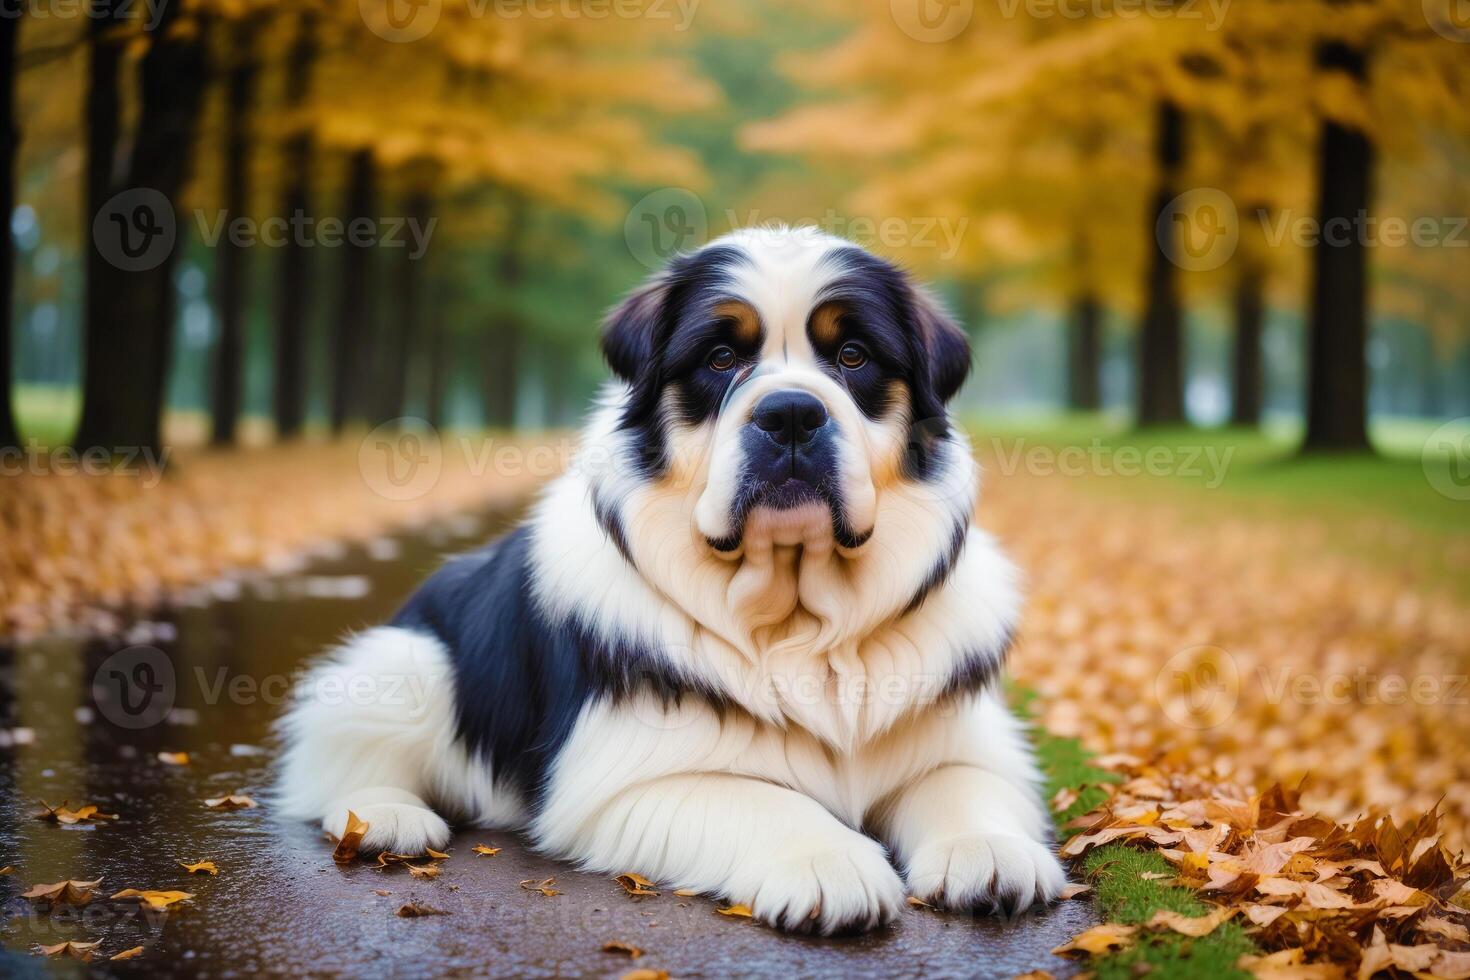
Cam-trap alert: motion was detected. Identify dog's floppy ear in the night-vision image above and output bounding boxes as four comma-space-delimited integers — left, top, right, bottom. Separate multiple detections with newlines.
909, 285, 971, 405
601, 275, 667, 382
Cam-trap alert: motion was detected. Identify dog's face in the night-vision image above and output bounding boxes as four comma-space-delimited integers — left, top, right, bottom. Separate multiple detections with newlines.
599, 227, 972, 561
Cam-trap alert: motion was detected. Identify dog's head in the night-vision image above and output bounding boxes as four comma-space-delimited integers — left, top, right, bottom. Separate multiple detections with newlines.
597, 227, 972, 564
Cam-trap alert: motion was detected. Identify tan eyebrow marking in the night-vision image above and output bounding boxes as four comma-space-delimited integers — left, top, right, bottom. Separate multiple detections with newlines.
808, 300, 846, 348
712, 299, 762, 346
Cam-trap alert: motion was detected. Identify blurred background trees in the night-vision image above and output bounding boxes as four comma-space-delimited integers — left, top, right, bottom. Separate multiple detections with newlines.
1, 0, 1467, 456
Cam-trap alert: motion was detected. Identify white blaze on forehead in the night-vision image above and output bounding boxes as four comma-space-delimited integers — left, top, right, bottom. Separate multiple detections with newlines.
719, 227, 853, 365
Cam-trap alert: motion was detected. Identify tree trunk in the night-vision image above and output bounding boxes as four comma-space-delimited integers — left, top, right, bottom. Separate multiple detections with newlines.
1303, 41, 1373, 452
74, 4, 125, 453
1230, 263, 1264, 427
272, 10, 317, 439
76, 3, 210, 456
1067, 294, 1101, 412
482, 321, 520, 428
1136, 100, 1187, 427
482, 195, 529, 428
424, 321, 447, 429
329, 149, 376, 434
377, 187, 432, 426
210, 19, 258, 446
0, 9, 20, 450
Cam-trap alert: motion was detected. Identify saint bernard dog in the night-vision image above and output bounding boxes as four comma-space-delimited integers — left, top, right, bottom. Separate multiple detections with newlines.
278, 226, 1065, 933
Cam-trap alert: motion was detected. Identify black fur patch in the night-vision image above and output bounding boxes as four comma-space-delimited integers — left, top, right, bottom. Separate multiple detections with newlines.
935, 626, 1014, 704
901, 513, 969, 616
609, 245, 752, 480
591, 486, 636, 568
820, 247, 971, 480
391, 527, 720, 811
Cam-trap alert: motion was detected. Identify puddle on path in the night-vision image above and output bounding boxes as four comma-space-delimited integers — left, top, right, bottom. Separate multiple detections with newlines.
0, 505, 1092, 977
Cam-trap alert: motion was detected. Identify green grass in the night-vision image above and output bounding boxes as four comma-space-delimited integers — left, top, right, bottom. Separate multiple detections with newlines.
969, 411, 1469, 534
1017, 688, 1259, 979
1083, 845, 1256, 980
13, 383, 80, 446
1015, 686, 1121, 831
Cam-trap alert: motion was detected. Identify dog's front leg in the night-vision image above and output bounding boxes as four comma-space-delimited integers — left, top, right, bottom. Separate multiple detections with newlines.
541, 772, 903, 934
873, 763, 1067, 915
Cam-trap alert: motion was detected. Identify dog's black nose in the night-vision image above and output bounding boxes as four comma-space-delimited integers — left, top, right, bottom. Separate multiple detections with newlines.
752, 390, 828, 447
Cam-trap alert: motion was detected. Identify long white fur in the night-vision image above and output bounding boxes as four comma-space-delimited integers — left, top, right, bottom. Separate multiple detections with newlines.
276, 227, 1066, 934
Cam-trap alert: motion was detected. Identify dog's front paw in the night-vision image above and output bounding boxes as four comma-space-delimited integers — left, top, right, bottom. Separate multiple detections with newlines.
324, 802, 450, 856
747, 837, 904, 935
905, 833, 1066, 916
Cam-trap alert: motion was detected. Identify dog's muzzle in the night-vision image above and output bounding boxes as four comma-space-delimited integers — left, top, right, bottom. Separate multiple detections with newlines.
741, 389, 836, 507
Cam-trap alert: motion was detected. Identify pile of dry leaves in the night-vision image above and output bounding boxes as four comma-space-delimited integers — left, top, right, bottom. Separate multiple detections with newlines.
1057, 753, 1470, 977
0, 435, 552, 640
982, 461, 1470, 850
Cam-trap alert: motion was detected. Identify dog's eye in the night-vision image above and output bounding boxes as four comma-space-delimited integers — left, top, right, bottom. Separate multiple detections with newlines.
837, 342, 869, 370
707, 345, 737, 371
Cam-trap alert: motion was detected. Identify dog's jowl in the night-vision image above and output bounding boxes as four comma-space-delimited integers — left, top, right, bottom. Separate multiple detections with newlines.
278, 226, 1066, 934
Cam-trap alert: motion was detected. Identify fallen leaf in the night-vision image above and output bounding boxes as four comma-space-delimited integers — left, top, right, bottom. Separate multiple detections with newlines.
203, 793, 257, 810
34, 940, 101, 961
396, 901, 447, 917
673, 888, 697, 897
906, 895, 936, 909
332, 811, 368, 864
1236, 948, 1339, 979
1053, 923, 1137, 956
472, 844, 500, 856
425, 848, 449, 860
1147, 907, 1236, 937
374, 889, 391, 896
1421, 916, 1470, 944
1059, 883, 1091, 900
375, 852, 422, 869
157, 752, 190, 766
602, 940, 644, 958
616, 872, 658, 896
520, 877, 561, 897
620, 971, 669, 980
1241, 904, 1288, 927
178, 860, 218, 876
21, 878, 103, 905
716, 904, 753, 918
1370, 878, 1427, 907
34, 801, 118, 825
1434, 950, 1470, 980
110, 946, 145, 961
1012, 973, 1056, 980
110, 889, 193, 911
406, 863, 440, 880
0, 865, 14, 874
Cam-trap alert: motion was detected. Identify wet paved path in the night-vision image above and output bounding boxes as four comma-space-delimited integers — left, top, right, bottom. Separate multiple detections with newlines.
0, 506, 1094, 977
